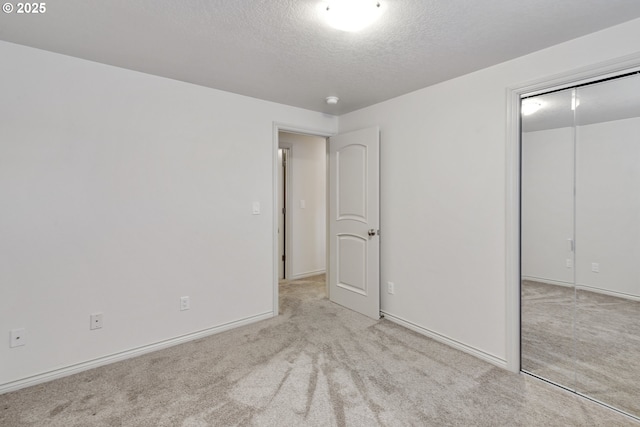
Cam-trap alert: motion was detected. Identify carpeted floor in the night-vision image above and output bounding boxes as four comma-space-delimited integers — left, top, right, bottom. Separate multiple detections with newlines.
521, 280, 575, 388
521, 280, 640, 419
1, 275, 637, 426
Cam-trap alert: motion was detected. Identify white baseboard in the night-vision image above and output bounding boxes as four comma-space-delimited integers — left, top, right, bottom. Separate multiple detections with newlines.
521, 276, 573, 287
523, 276, 640, 302
0, 311, 274, 395
575, 285, 640, 302
381, 311, 508, 369
290, 269, 326, 280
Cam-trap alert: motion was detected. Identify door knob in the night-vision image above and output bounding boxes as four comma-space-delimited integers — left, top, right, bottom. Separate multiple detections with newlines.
368, 229, 377, 237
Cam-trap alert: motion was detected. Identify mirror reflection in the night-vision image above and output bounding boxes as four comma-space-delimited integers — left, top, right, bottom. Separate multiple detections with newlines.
520, 73, 640, 418
521, 88, 576, 389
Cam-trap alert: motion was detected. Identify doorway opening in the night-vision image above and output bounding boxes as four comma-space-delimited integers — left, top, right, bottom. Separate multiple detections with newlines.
507, 53, 640, 420
274, 126, 330, 314
273, 123, 381, 320
519, 71, 640, 420
506, 54, 640, 374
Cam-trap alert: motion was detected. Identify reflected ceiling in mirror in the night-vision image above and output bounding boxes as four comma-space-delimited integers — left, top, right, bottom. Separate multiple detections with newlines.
522, 72, 640, 132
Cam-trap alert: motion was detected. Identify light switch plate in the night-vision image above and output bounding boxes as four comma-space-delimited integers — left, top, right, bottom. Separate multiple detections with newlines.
252, 201, 261, 215
180, 296, 190, 311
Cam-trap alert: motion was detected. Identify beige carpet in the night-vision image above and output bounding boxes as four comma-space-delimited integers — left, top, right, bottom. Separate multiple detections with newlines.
1, 275, 637, 426
522, 280, 640, 419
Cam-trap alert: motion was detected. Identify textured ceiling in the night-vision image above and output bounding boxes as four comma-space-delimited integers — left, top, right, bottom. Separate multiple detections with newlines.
2, 0, 640, 114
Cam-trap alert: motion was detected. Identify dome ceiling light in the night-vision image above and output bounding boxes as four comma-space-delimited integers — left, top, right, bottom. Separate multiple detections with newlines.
522, 98, 544, 116
321, 0, 384, 32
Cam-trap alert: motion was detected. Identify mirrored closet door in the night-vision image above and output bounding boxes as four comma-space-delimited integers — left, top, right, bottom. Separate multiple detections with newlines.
520, 72, 640, 419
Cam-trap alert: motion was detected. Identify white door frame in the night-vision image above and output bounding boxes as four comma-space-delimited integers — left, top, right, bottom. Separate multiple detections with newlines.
505, 52, 640, 373
278, 144, 292, 280
272, 123, 334, 316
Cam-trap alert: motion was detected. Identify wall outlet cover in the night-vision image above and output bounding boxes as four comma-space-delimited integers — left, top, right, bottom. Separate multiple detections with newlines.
90, 313, 103, 330
10, 328, 26, 348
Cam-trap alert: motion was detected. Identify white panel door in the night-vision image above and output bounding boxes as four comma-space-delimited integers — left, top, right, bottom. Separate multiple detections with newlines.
329, 126, 380, 319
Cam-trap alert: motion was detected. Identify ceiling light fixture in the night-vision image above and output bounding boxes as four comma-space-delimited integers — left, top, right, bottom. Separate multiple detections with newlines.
521, 98, 544, 116
321, 0, 384, 32
326, 96, 339, 105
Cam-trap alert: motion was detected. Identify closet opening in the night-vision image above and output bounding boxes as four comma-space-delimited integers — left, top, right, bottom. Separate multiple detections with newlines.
519, 70, 640, 420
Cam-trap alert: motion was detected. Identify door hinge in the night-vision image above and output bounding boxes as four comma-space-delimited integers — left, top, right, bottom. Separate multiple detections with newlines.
282, 208, 286, 214
282, 255, 286, 261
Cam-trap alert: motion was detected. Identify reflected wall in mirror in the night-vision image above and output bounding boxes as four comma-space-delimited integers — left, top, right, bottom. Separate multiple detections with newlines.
521, 88, 576, 389
520, 72, 640, 419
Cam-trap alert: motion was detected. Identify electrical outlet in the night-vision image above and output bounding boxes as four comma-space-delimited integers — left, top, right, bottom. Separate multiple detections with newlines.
90, 313, 103, 330
591, 263, 600, 273
566, 258, 573, 268
387, 282, 395, 295
10, 328, 26, 348
180, 296, 190, 311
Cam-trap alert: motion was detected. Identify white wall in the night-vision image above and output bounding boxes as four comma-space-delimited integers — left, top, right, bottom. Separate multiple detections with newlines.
575, 118, 640, 297
522, 119, 640, 299
338, 18, 640, 364
278, 132, 326, 279
0, 41, 337, 390
521, 127, 575, 285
